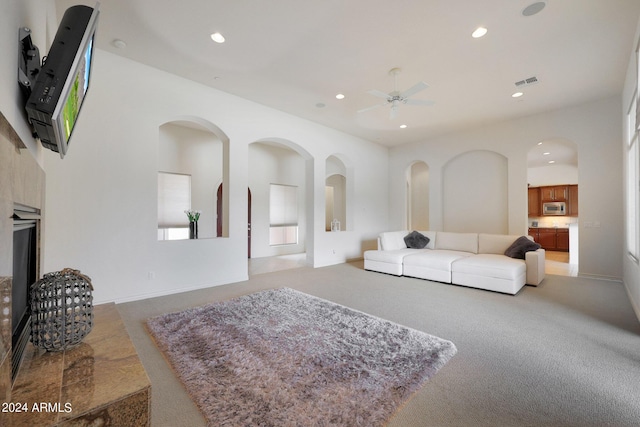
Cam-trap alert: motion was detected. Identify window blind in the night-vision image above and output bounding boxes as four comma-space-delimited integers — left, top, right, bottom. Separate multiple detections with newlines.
270, 184, 298, 226
158, 172, 191, 228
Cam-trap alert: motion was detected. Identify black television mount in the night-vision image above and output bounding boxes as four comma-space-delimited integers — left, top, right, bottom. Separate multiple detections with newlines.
18, 27, 41, 100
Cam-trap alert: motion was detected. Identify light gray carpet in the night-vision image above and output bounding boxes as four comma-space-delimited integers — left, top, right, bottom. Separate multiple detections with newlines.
146, 288, 456, 426
117, 261, 640, 426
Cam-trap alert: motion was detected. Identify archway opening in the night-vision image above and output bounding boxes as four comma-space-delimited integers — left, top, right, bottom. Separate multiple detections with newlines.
157, 119, 229, 240
527, 138, 579, 276
247, 139, 311, 274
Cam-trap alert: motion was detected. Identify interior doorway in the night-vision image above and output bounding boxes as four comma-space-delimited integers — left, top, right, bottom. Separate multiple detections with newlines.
217, 185, 252, 258
527, 139, 579, 276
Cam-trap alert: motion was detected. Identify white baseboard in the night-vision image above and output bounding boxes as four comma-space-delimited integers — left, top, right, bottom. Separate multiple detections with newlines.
97, 275, 249, 305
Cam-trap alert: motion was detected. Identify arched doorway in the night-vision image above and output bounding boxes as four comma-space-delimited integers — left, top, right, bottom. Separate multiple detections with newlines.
247, 138, 312, 271
527, 138, 579, 276
217, 185, 252, 257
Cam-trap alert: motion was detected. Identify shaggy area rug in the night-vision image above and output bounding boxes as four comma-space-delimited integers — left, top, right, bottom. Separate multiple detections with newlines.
146, 288, 457, 426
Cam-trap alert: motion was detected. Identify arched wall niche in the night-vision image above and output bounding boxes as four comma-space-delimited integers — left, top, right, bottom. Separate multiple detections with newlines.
248, 138, 313, 262
325, 154, 351, 232
157, 116, 230, 240
443, 150, 508, 234
405, 161, 429, 231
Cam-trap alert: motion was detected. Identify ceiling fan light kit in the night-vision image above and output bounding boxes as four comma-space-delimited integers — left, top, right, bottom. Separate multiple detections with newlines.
358, 67, 434, 120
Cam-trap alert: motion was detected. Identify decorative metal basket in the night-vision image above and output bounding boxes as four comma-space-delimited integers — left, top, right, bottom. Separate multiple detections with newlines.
30, 268, 94, 351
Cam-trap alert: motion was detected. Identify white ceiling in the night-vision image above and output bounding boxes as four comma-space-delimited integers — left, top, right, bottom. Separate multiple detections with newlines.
54, 0, 640, 150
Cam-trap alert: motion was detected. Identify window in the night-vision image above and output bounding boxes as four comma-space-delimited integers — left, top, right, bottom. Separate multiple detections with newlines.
158, 172, 191, 240
269, 184, 298, 245
627, 90, 639, 261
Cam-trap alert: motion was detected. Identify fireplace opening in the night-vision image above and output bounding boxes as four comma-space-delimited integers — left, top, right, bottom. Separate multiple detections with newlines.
12, 204, 40, 383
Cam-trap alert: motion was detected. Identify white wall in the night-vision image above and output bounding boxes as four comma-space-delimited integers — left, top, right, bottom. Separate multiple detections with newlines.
622, 15, 640, 321
442, 150, 508, 234
389, 96, 624, 280
41, 49, 389, 303
408, 162, 429, 230
528, 164, 578, 187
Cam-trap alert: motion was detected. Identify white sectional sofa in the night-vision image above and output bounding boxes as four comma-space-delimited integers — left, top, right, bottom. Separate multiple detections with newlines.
364, 231, 545, 295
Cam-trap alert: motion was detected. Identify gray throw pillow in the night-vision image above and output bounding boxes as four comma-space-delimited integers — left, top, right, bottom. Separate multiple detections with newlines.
505, 236, 541, 259
404, 231, 430, 249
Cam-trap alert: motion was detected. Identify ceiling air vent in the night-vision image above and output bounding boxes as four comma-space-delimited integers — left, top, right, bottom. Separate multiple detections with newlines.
515, 76, 538, 87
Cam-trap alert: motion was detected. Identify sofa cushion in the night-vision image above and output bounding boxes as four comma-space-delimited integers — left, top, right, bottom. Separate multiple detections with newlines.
435, 232, 478, 254
504, 236, 542, 259
452, 254, 526, 281
403, 250, 472, 282
379, 231, 410, 251
479, 234, 529, 255
416, 231, 437, 249
403, 250, 472, 272
404, 231, 430, 249
364, 248, 427, 264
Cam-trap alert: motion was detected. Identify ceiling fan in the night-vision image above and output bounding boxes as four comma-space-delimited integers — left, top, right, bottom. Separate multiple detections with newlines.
358, 68, 434, 119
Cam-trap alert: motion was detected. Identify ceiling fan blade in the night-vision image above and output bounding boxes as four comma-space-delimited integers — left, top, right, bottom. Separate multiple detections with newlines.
367, 89, 391, 100
357, 102, 386, 113
400, 81, 428, 99
404, 99, 435, 106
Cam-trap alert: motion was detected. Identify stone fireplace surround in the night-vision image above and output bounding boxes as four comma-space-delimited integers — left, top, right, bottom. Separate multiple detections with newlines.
0, 113, 150, 425
0, 111, 45, 406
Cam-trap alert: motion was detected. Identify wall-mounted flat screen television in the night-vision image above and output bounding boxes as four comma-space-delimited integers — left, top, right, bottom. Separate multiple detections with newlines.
25, 3, 100, 158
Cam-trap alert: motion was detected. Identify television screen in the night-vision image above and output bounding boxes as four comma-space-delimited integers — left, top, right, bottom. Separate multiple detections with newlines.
25, 4, 99, 158
57, 35, 94, 143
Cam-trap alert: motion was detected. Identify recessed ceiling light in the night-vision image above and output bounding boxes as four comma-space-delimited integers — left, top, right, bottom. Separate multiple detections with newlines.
512, 92, 524, 98
210, 32, 225, 43
548, 160, 555, 164
537, 142, 543, 145
522, 1, 546, 17
543, 152, 550, 155
472, 27, 488, 38
335, 93, 345, 100
399, 124, 407, 129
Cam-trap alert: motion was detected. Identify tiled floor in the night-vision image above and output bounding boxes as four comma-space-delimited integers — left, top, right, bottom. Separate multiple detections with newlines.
7, 304, 150, 427
248, 253, 308, 276
545, 251, 578, 277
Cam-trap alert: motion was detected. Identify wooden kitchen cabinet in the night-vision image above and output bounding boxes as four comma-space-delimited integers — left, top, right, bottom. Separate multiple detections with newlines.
556, 228, 569, 251
529, 227, 569, 252
568, 185, 578, 216
528, 187, 541, 216
537, 228, 557, 249
540, 185, 568, 202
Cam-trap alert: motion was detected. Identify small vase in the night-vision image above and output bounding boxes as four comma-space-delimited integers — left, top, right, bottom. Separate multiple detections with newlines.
189, 221, 198, 239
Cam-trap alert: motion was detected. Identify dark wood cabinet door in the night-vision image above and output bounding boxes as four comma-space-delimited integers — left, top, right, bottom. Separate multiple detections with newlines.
556, 229, 569, 251
568, 185, 578, 216
540, 185, 569, 202
537, 229, 557, 250
540, 187, 555, 202
528, 188, 541, 216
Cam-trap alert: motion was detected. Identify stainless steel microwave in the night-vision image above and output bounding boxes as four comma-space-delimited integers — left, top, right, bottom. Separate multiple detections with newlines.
543, 201, 566, 215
